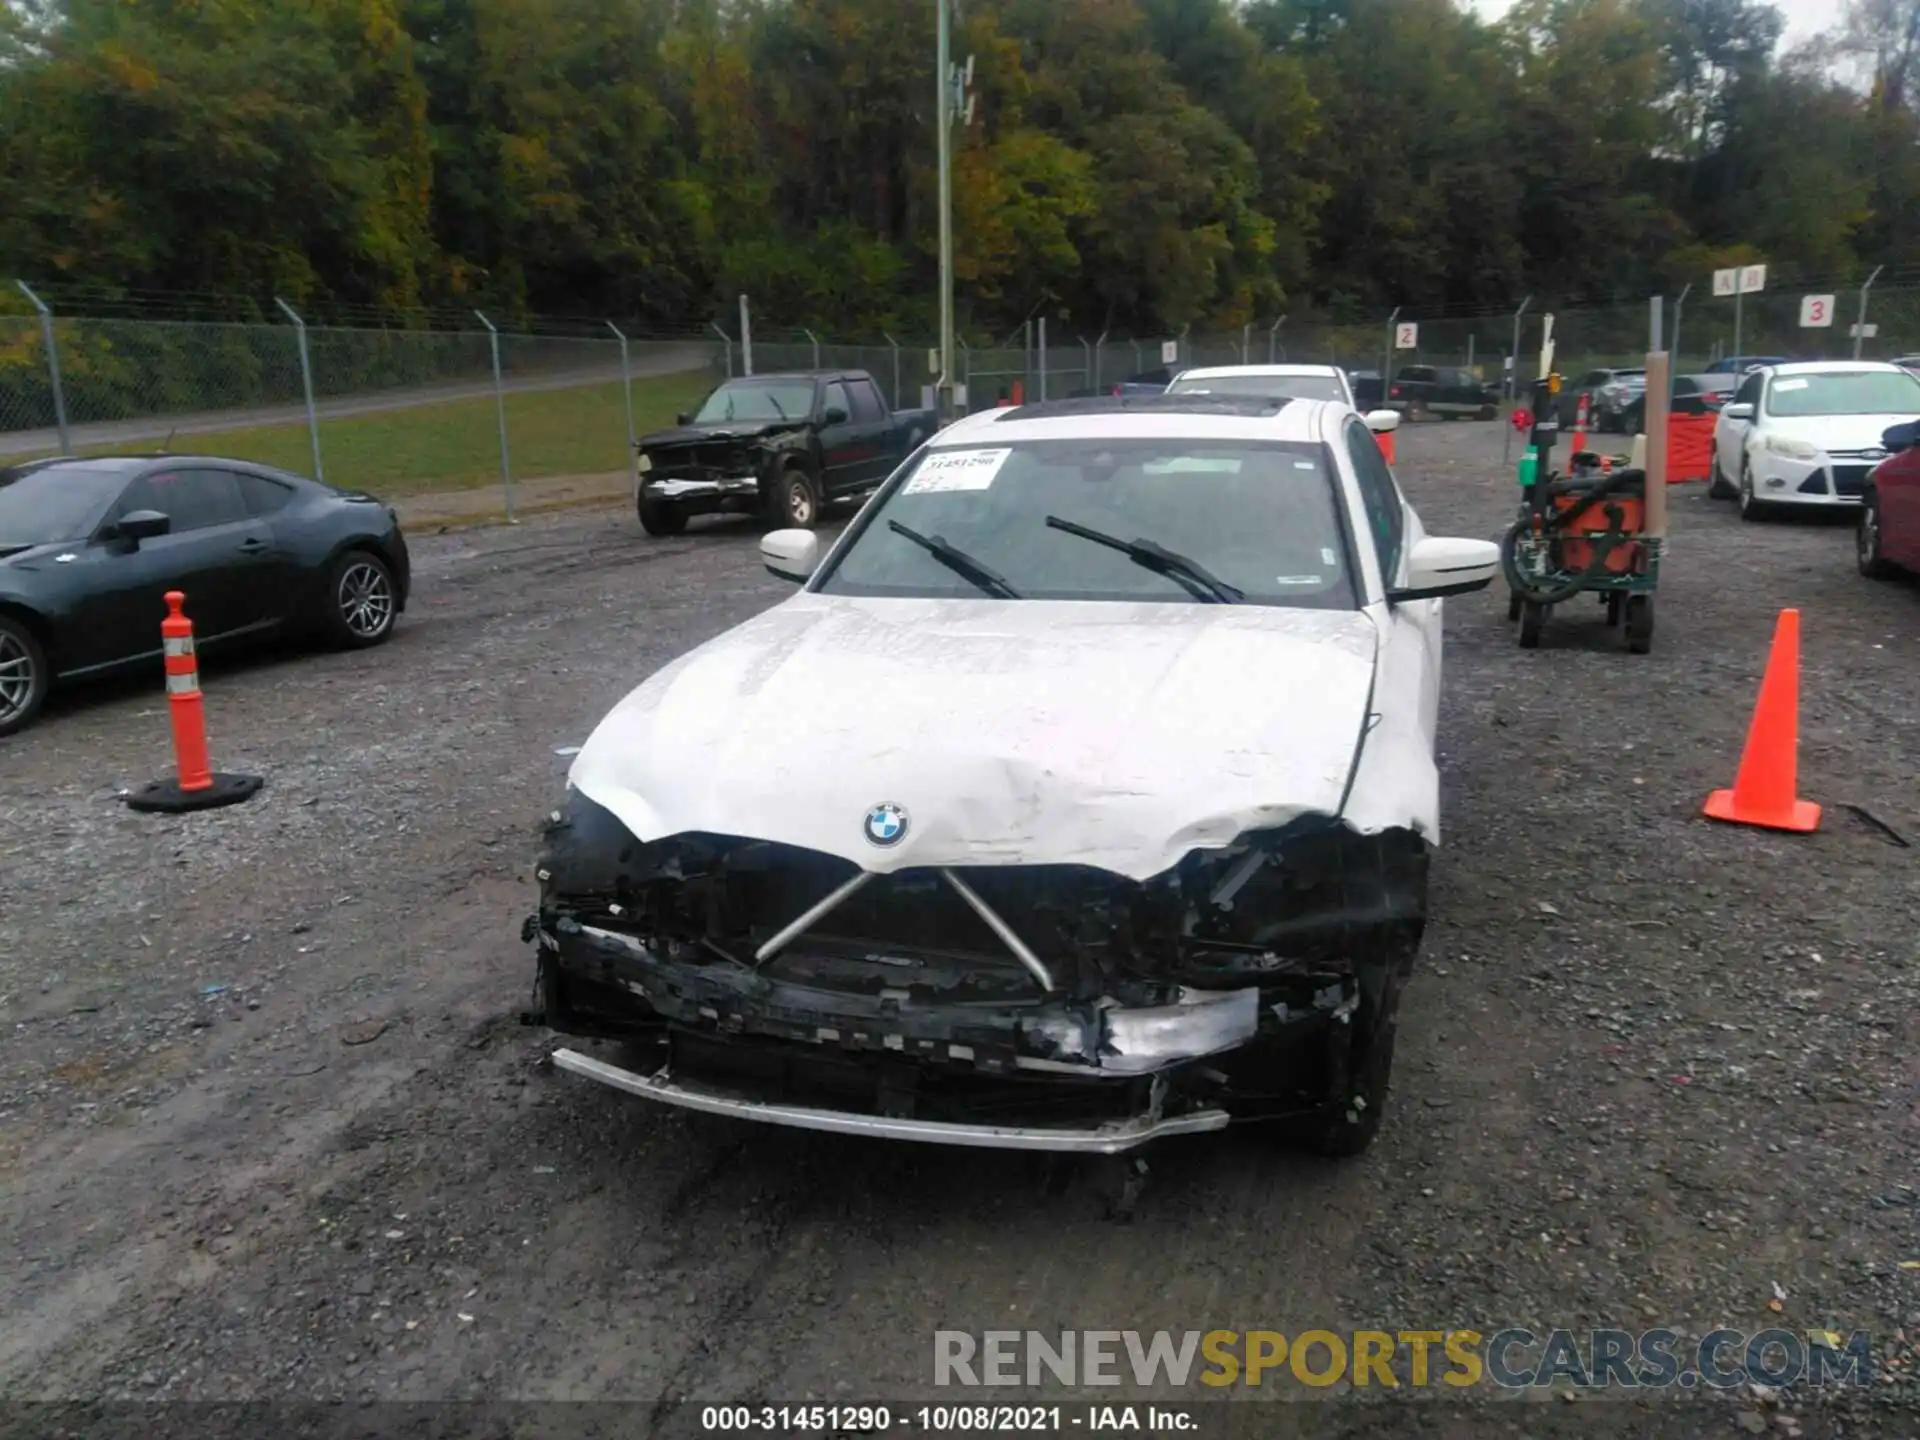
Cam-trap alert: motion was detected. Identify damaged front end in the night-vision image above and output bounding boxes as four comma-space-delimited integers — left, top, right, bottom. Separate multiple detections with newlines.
526, 790, 1428, 1153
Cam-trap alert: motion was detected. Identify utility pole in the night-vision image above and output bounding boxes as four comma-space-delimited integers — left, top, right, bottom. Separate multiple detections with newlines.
935, 0, 973, 425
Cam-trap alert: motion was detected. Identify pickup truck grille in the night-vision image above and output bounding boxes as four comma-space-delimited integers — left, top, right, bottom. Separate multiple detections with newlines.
645, 441, 751, 479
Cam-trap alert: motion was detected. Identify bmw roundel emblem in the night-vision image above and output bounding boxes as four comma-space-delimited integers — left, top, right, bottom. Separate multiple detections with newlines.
864, 802, 909, 847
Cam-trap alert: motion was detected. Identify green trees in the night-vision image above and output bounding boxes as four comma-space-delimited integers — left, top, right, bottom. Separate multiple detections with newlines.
0, 0, 1910, 336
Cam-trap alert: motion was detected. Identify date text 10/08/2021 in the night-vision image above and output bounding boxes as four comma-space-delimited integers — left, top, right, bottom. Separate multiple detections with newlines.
701, 1406, 1196, 1432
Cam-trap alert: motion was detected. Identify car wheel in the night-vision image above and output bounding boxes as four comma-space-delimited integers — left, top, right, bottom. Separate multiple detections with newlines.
1288, 982, 1405, 1158
778, 465, 823, 529
1858, 493, 1897, 578
638, 498, 688, 537
0, 614, 50, 738
324, 550, 398, 648
1478, 405, 1497, 421
1738, 460, 1767, 522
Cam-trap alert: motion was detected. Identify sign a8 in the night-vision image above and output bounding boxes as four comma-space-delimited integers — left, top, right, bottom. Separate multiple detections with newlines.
1394, 322, 1419, 350
1799, 294, 1836, 328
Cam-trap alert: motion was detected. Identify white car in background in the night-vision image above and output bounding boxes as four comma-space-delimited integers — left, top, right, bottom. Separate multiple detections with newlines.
1167, 363, 1356, 409
532, 393, 1499, 1159
1710, 361, 1920, 519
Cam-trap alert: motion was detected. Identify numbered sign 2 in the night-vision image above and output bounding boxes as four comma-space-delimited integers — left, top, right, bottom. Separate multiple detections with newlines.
1394, 322, 1419, 350
1799, 294, 1836, 328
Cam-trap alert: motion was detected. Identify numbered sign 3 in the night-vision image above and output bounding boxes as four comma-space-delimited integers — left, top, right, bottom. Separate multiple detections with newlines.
1799, 294, 1836, 328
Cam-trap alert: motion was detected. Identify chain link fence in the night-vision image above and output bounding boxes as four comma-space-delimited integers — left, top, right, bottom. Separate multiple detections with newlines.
12, 279, 1920, 513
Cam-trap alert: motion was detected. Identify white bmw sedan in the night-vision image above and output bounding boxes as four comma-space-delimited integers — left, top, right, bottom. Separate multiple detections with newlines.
1710, 361, 1920, 519
531, 394, 1499, 1158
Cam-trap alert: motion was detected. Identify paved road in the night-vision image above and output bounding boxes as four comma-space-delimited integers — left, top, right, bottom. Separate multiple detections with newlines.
0, 343, 716, 459
0, 423, 1913, 1429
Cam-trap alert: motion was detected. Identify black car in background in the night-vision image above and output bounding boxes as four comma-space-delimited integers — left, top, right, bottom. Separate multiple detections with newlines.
1385, 365, 1498, 419
0, 455, 411, 736
1619, 373, 1735, 432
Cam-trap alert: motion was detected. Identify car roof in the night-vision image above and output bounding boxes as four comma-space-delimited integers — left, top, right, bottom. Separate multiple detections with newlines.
1173, 364, 1344, 380
935, 394, 1332, 446
1765, 361, 1906, 376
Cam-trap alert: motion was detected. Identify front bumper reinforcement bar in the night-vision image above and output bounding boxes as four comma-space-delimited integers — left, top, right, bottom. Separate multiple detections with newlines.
549, 1047, 1231, 1153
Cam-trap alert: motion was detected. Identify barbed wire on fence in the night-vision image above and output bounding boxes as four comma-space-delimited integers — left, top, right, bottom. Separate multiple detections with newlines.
10, 275, 1920, 513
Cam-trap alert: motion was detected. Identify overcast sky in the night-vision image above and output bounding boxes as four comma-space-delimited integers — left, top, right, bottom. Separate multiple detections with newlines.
1466, 0, 1846, 47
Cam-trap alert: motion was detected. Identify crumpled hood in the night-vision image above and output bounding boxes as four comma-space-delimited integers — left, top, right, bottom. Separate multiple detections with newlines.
568, 595, 1383, 881
637, 419, 801, 448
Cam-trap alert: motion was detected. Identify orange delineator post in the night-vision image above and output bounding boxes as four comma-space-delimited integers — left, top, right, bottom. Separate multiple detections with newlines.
1704, 609, 1820, 833
1567, 392, 1590, 457
1375, 428, 1397, 465
123, 591, 264, 814
162, 591, 214, 792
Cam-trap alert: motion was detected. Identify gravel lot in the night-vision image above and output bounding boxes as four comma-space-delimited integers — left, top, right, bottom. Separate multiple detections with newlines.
2, 419, 1916, 1432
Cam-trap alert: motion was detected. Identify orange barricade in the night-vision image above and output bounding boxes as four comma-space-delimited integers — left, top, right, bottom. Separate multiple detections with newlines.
1666, 413, 1715, 483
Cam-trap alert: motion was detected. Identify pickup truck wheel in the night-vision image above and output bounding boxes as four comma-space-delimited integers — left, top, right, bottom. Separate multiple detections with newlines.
638, 498, 688, 536
777, 466, 823, 529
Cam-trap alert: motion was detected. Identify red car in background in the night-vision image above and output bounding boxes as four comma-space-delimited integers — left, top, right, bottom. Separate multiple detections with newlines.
1858, 420, 1920, 579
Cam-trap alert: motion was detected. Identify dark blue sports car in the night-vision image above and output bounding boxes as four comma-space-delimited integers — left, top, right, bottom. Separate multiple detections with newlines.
0, 454, 411, 736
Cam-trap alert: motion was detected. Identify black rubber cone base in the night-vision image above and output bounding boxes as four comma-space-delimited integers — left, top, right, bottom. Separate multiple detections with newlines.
124, 772, 265, 814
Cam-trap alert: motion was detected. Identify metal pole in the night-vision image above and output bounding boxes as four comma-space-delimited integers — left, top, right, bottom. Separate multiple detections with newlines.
739, 294, 754, 376
1672, 283, 1690, 385
802, 327, 820, 369
1650, 294, 1663, 353
1854, 264, 1883, 361
608, 321, 638, 504
1023, 319, 1033, 397
1509, 295, 1531, 400
16, 281, 70, 455
274, 297, 324, 483
959, 338, 971, 406
1268, 315, 1285, 363
709, 321, 733, 377
473, 311, 515, 522
1241, 322, 1251, 365
1733, 282, 1744, 364
1079, 336, 1091, 394
1092, 327, 1108, 390
935, 0, 956, 423
1038, 317, 1048, 401
1384, 306, 1400, 389
1178, 321, 1190, 364
1466, 333, 1475, 371
882, 332, 902, 408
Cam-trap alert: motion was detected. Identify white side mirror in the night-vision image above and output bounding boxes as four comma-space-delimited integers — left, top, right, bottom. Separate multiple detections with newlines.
760, 529, 820, 583
1389, 536, 1499, 602
1721, 402, 1754, 421
1364, 408, 1401, 433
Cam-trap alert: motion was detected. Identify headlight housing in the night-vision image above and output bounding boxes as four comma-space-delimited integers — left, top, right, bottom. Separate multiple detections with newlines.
1764, 433, 1820, 461
636, 453, 653, 472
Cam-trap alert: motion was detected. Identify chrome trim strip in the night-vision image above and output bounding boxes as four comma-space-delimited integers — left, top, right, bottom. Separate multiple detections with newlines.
550, 1048, 1230, 1153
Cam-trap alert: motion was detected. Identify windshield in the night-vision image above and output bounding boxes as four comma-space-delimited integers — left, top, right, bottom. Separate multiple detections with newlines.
1170, 374, 1347, 403
815, 437, 1355, 609
1765, 370, 1920, 418
693, 380, 816, 423
0, 464, 126, 547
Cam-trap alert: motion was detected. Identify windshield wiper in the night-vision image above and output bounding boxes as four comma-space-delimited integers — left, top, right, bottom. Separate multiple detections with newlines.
767, 393, 789, 420
1043, 516, 1244, 603
887, 520, 1021, 599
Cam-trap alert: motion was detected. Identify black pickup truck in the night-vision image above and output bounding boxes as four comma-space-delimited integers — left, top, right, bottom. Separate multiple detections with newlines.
1383, 365, 1499, 420
635, 371, 936, 535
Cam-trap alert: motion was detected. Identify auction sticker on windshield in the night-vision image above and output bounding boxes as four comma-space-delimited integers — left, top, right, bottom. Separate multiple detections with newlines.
902, 447, 1011, 494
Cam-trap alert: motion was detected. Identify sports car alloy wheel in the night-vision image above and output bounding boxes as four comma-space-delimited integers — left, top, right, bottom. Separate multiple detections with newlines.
0, 628, 36, 728
338, 559, 395, 639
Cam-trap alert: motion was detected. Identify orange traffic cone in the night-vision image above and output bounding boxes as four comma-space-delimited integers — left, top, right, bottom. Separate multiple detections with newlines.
1703, 609, 1819, 833
1375, 428, 1397, 466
